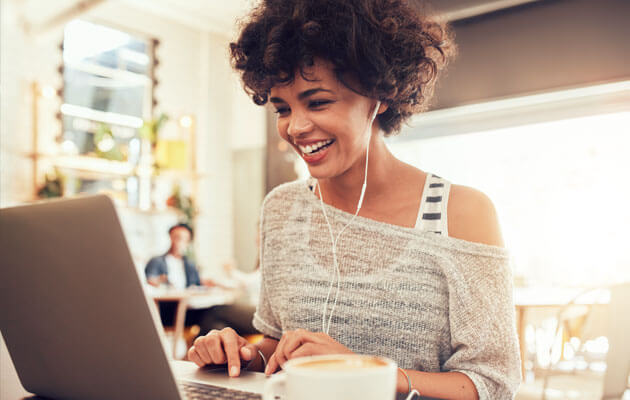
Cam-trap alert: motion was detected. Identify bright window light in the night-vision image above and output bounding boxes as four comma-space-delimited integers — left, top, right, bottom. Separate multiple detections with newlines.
389, 111, 630, 287
63, 20, 132, 64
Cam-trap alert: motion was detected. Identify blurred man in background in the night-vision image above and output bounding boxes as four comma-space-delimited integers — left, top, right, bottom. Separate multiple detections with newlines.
145, 223, 214, 339
145, 223, 200, 289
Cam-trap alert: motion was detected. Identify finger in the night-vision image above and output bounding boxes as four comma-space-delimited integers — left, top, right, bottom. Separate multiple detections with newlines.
282, 331, 313, 362
265, 351, 279, 376
221, 329, 241, 377
206, 332, 227, 365
273, 333, 287, 357
288, 343, 318, 360
274, 349, 287, 370
236, 334, 249, 348
239, 343, 257, 361
274, 346, 287, 367
280, 329, 325, 364
208, 337, 227, 364
192, 337, 212, 365
187, 347, 205, 367
269, 333, 289, 372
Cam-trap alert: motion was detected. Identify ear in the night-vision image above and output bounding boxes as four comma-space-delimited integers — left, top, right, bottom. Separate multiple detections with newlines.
377, 102, 388, 115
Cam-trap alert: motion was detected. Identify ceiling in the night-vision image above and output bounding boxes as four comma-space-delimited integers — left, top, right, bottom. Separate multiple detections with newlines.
112, 0, 258, 35
15, 0, 542, 38
118, 0, 542, 33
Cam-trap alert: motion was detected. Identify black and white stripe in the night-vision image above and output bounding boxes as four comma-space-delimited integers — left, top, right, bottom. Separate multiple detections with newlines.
415, 173, 451, 236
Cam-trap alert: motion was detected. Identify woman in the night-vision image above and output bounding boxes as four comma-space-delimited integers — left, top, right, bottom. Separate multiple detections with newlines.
188, 0, 521, 398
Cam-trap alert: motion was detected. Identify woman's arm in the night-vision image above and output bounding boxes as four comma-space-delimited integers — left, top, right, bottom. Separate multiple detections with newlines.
440, 185, 521, 399
262, 329, 480, 398
397, 369, 478, 400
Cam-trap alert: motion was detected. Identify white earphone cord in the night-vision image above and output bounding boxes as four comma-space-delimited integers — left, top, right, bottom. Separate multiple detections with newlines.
319, 101, 380, 335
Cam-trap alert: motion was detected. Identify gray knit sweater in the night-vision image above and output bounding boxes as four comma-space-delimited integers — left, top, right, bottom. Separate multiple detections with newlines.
253, 179, 521, 399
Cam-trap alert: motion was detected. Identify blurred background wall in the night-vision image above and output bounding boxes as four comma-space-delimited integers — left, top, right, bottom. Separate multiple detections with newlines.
1, 0, 268, 275
1, 0, 628, 282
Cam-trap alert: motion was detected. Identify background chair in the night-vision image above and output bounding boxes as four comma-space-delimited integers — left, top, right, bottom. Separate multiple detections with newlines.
541, 284, 630, 400
601, 283, 630, 399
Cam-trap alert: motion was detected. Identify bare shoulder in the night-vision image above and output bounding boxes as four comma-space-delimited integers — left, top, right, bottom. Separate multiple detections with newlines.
447, 184, 505, 247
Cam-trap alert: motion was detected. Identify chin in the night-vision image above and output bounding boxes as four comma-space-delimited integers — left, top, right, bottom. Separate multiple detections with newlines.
306, 167, 331, 180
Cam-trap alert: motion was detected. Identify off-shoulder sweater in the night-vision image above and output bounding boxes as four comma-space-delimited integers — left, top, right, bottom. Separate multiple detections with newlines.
253, 178, 521, 399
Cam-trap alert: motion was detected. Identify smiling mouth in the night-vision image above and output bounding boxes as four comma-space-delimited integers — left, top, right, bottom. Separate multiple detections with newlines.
297, 139, 335, 156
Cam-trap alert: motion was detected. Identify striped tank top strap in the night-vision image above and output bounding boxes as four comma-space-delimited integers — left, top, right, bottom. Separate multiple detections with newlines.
414, 173, 451, 236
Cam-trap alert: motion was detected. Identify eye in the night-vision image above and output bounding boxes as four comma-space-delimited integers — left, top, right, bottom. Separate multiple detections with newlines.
274, 107, 290, 116
309, 100, 332, 108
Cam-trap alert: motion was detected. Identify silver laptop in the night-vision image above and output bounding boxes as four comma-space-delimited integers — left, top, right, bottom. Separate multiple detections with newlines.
0, 195, 266, 400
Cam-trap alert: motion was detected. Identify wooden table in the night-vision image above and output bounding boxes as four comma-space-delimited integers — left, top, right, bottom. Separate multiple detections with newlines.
513, 287, 610, 378
149, 287, 241, 359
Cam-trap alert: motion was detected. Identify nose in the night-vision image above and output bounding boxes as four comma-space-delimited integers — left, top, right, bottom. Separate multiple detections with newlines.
287, 110, 314, 138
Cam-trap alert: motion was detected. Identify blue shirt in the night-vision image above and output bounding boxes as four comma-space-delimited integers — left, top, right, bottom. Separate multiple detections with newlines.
144, 254, 201, 287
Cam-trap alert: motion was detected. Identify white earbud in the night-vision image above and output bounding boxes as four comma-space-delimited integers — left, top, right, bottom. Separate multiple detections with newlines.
318, 100, 381, 335
356, 101, 380, 211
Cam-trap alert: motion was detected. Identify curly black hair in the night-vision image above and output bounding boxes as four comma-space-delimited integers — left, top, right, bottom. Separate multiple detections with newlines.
229, 0, 455, 135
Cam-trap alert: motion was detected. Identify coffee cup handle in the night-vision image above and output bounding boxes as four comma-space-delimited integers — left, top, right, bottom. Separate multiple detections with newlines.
263, 372, 286, 400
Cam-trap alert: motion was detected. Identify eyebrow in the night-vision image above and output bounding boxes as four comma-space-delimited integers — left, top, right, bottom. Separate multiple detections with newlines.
269, 88, 334, 104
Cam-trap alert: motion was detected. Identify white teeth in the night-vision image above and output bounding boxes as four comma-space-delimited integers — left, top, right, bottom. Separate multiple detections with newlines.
298, 139, 334, 155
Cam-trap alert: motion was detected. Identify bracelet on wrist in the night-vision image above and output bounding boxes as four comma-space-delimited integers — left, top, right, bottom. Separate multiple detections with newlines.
257, 349, 267, 370
399, 367, 420, 400
399, 367, 412, 394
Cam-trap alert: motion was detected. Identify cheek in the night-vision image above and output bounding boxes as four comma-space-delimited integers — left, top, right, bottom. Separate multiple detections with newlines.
326, 118, 362, 147
316, 113, 356, 139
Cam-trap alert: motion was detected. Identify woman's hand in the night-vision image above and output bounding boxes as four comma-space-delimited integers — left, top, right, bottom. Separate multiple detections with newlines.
187, 327, 258, 377
265, 329, 354, 375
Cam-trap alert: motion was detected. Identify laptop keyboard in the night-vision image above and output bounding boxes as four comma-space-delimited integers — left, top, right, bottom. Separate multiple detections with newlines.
180, 381, 263, 400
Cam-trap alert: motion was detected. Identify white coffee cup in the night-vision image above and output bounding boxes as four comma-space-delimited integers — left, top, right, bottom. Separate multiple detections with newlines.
263, 354, 398, 400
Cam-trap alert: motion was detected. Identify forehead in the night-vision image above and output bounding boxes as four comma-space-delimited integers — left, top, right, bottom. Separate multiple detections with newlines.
270, 59, 342, 97
170, 227, 190, 237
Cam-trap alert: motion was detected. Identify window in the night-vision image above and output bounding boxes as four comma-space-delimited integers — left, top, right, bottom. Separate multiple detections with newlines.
389, 111, 630, 287
58, 19, 154, 205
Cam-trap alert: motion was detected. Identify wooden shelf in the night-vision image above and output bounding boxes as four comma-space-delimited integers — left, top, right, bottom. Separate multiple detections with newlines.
35, 154, 210, 180
116, 204, 183, 216
153, 169, 210, 180
52, 155, 135, 176
117, 204, 204, 218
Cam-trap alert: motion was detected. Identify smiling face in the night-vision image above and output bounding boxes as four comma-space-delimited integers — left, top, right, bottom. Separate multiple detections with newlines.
270, 59, 381, 180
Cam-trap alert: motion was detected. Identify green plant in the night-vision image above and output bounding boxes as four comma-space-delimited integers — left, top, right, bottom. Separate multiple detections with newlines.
94, 122, 124, 161
140, 113, 168, 148
166, 184, 198, 227
140, 113, 169, 171
37, 168, 65, 198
